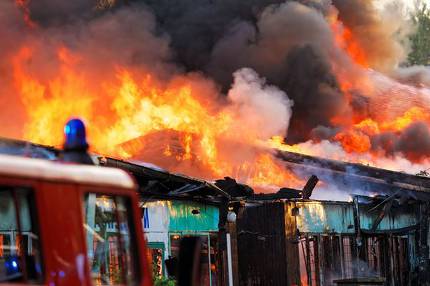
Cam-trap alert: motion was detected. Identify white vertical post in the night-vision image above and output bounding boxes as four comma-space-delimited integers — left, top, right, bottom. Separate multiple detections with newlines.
226, 233, 233, 286
86, 194, 97, 259
208, 234, 212, 286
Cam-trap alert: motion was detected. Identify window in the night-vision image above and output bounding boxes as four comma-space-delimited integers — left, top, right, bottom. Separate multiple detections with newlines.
146, 242, 165, 279
83, 193, 139, 285
0, 186, 43, 283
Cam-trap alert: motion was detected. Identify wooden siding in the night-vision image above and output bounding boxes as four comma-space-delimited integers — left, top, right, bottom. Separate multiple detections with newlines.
236, 202, 288, 286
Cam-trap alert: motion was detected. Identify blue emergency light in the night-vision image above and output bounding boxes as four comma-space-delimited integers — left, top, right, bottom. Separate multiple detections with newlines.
5, 257, 20, 275
64, 118, 88, 150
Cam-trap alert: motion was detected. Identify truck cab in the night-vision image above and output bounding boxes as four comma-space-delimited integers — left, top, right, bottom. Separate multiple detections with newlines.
0, 154, 152, 286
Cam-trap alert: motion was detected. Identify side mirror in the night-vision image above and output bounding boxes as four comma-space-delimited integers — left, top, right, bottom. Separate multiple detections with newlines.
176, 237, 202, 286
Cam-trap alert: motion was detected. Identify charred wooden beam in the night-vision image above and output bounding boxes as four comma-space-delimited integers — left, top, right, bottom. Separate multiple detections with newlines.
277, 150, 430, 190
371, 199, 394, 232
302, 175, 319, 199
277, 150, 430, 200
101, 156, 230, 200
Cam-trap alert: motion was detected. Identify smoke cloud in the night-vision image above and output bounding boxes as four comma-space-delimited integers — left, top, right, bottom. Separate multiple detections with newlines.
0, 1, 175, 140
207, 1, 353, 142
1, 0, 430, 194
332, 0, 411, 71
0, 1, 29, 138
226, 68, 293, 140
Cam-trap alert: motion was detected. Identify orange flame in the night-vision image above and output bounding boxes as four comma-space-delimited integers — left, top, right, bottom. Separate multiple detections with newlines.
334, 130, 371, 154
9, 3, 430, 193
12, 44, 305, 192
331, 106, 430, 157
322, 11, 430, 163
330, 15, 368, 68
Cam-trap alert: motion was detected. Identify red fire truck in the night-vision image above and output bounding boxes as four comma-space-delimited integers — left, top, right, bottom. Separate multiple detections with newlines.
0, 118, 155, 285
0, 153, 153, 285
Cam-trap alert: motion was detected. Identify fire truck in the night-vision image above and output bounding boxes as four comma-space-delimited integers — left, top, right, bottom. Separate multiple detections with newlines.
0, 119, 158, 286
0, 153, 155, 286
0, 119, 201, 286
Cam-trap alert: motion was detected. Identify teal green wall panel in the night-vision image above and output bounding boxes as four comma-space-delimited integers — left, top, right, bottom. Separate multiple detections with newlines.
294, 201, 418, 234
359, 210, 417, 231
294, 201, 355, 234
168, 200, 219, 232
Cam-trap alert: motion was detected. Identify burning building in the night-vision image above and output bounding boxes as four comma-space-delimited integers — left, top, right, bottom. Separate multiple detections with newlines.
3, 135, 430, 285
223, 152, 430, 286
2, 0, 430, 285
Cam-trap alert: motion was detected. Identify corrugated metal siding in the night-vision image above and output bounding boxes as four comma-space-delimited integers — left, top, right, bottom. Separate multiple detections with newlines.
237, 202, 288, 286
293, 201, 355, 234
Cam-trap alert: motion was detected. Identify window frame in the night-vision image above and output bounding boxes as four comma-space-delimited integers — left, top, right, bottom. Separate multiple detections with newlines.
147, 242, 166, 278
82, 190, 141, 286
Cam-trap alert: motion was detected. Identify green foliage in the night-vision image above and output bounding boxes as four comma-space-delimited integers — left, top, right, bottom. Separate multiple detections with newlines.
153, 277, 176, 286
408, 3, 430, 65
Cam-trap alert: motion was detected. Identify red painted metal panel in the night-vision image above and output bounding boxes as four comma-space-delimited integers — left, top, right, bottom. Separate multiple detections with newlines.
0, 167, 152, 286
38, 182, 89, 286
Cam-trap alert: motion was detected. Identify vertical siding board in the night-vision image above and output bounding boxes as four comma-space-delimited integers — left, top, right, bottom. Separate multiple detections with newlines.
237, 202, 287, 286
285, 202, 300, 285
236, 199, 422, 286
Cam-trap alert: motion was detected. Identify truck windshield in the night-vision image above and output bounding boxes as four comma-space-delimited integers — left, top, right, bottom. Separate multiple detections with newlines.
83, 193, 139, 286
0, 186, 43, 283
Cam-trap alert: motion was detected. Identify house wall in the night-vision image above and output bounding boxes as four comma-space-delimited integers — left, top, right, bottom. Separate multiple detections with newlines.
236, 202, 288, 286
290, 200, 420, 286
142, 199, 220, 284
287, 200, 418, 234
358, 205, 418, 232
168, 200, 219, 232
142, 201, 171, 259
142, 200, 219, 252
235, 199, 424, 286
291, 201, 355, 234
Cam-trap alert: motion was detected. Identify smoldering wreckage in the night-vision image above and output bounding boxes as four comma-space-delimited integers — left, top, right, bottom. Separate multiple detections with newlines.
4, 135, 430, 286
3, 0, 430, 285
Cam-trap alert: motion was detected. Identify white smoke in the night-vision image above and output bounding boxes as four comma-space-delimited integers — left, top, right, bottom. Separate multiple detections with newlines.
226, 68, 293, 140
288, 139, 430, 175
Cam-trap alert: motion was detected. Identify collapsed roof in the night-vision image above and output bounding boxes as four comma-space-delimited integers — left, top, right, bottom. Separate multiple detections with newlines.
99, 156, 230, 203
1, 137, 430, 203
0, 137, 58, 159
0, 137, 229, 203
277, 150, 430, 201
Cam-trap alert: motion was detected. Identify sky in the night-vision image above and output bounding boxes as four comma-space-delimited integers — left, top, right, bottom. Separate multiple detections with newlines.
375, 0, 428, 11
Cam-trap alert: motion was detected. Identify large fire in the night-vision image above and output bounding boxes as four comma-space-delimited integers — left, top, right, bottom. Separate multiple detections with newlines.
12, 43, 304, 191
6, 1, 430, 192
